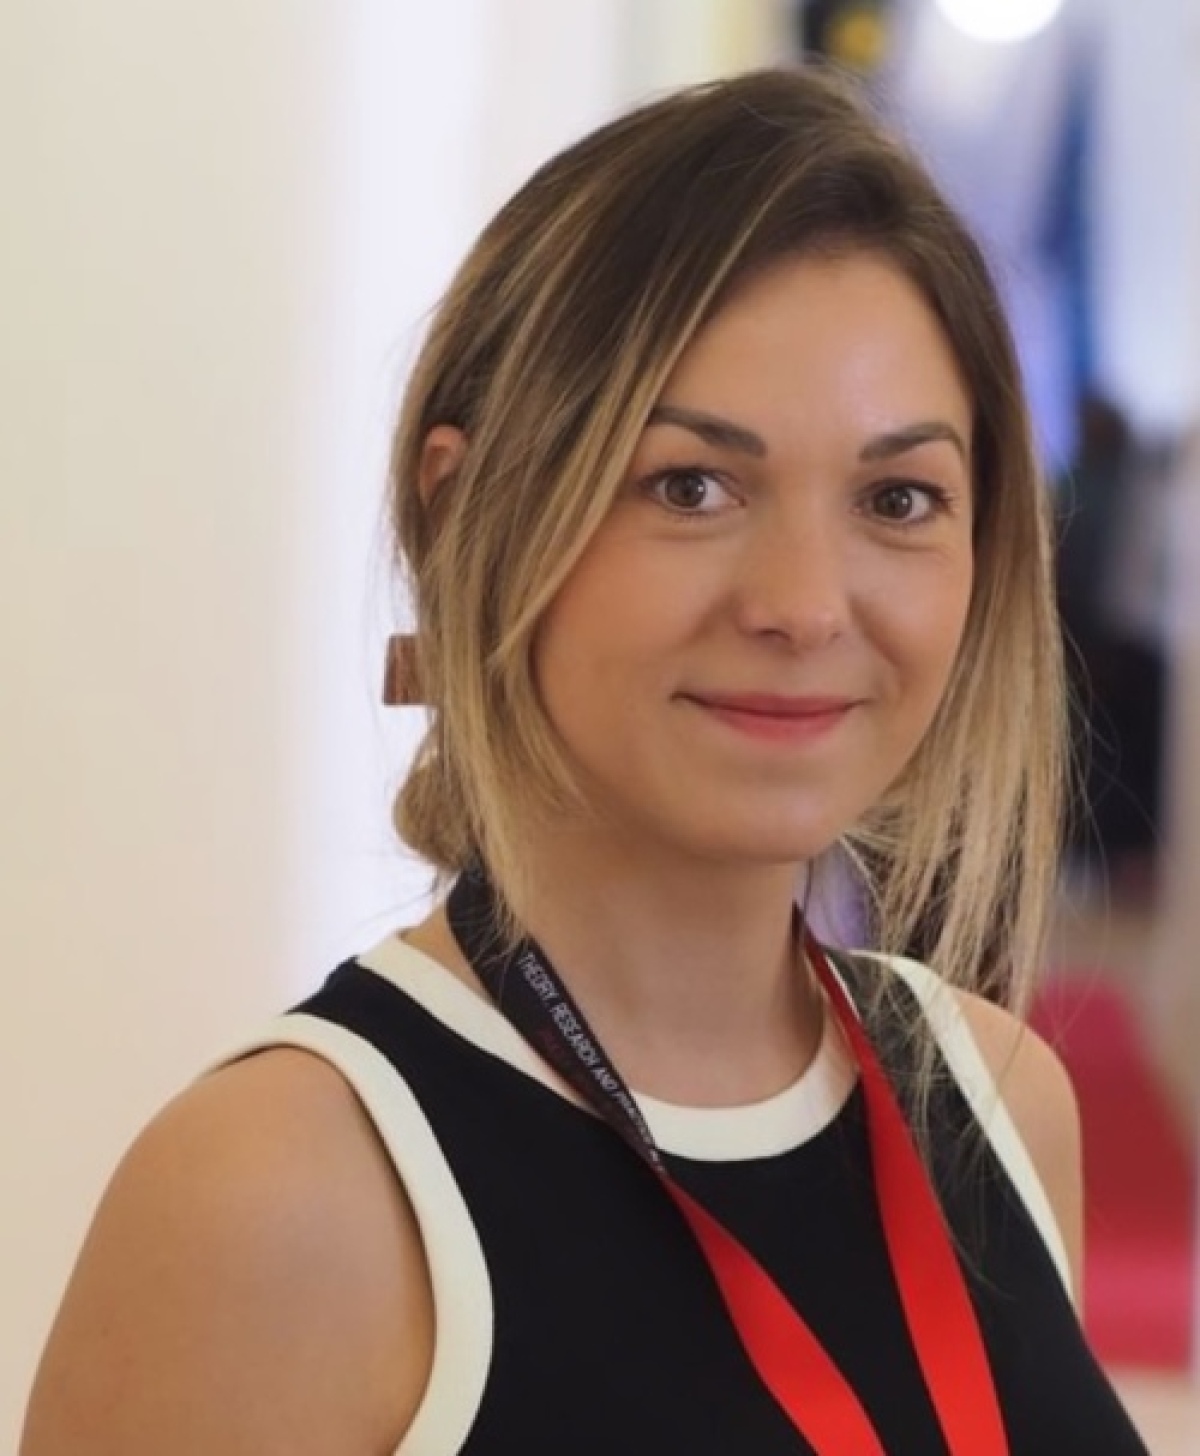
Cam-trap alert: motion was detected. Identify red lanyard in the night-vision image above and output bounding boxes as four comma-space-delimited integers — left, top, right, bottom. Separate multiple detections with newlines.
447, 869, 1009, 1455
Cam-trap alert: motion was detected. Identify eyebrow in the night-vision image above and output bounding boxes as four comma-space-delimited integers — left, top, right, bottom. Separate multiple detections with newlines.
859, 421, 969, 466
645, 405, 767, 458
645, 405, 969, 466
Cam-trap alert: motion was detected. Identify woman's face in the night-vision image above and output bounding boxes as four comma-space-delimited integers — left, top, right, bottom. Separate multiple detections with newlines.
533, 251, 975, 867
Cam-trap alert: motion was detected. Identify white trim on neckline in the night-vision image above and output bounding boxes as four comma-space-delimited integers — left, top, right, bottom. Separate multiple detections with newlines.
357, 935, 1072, 1297
356, 934, 858, 1162
211, 930, 1075, 1456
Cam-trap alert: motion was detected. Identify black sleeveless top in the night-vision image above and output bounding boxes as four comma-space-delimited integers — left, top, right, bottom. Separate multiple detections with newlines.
270, 941, 1148, 1456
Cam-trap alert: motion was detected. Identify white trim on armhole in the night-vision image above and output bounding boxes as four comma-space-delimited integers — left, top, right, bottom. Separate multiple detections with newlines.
880, 957, 1076, 1304
220, 1014, 493, 1456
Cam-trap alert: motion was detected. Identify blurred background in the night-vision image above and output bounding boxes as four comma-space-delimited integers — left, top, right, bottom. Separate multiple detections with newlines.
2, 2, 1197, 1449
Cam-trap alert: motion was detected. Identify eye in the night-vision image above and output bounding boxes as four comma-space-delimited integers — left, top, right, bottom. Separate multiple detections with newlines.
866, 481, 950, 526
644, 468, 738, 515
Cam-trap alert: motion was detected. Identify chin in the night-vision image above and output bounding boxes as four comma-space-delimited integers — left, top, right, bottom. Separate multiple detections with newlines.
647, 806, 848, 872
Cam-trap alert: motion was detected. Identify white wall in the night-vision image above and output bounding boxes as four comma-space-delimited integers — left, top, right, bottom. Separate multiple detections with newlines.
0, 3, 491, 1442
2, 5, 342, 1433
0, 4, 783, 1442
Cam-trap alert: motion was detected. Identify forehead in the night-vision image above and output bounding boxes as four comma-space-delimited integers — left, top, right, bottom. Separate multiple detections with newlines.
656, 252, 973, 445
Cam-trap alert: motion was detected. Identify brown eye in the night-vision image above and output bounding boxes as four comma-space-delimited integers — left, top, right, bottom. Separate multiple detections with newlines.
647, 468, 736, 515
868, 482, 945, 525
662, 471, 713, 510
874, 484, 918, 520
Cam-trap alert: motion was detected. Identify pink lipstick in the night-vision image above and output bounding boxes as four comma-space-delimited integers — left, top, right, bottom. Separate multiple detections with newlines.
686, 692, 857, 743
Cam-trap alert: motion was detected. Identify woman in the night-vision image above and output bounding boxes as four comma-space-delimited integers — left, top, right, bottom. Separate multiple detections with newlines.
22, 68, 1149, 1455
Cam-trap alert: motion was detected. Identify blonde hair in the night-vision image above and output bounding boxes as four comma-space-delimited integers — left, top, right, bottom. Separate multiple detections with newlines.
390, 67, 1066, 1014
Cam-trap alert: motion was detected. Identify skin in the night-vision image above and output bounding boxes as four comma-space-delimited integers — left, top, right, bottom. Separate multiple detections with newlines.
537, 256, 977, 874
20, 253, 1083, 1454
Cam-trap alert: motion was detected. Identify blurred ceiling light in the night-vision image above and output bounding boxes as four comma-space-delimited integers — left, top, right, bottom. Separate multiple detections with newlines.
934, 0, 1064, 44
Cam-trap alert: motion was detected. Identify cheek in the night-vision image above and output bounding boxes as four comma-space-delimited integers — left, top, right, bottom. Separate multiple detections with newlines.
868, 557, 973, 701
531, 542, 643, 720
535, 533, 709, 694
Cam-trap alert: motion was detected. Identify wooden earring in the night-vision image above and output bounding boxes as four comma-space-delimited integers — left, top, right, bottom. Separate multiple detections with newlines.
383, 633, 423, 705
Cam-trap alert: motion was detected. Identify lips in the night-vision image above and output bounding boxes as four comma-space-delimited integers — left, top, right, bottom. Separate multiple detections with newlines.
691, 692, 858, 715
684, 691, 860, 743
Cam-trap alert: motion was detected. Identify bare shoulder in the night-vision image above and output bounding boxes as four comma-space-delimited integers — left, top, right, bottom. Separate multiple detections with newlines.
950, 985, 1085, 1294
21, 1048, 433, 1456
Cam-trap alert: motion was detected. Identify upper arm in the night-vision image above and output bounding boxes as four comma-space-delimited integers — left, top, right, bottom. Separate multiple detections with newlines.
952, 989, 1085, 1299
20, 1049, 433, 1456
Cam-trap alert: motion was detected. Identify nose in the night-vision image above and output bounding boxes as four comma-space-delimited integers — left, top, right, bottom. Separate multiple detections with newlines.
731, 505, 850, 650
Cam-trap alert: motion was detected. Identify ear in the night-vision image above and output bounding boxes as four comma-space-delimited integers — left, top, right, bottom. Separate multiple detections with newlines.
417, 424, 468, 507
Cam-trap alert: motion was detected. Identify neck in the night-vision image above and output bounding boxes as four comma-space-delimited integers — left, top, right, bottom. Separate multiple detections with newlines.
487, 823, 823, 1106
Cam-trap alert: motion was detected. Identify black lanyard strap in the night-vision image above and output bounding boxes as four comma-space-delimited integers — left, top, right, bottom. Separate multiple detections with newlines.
445, 866, 1008, 1456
